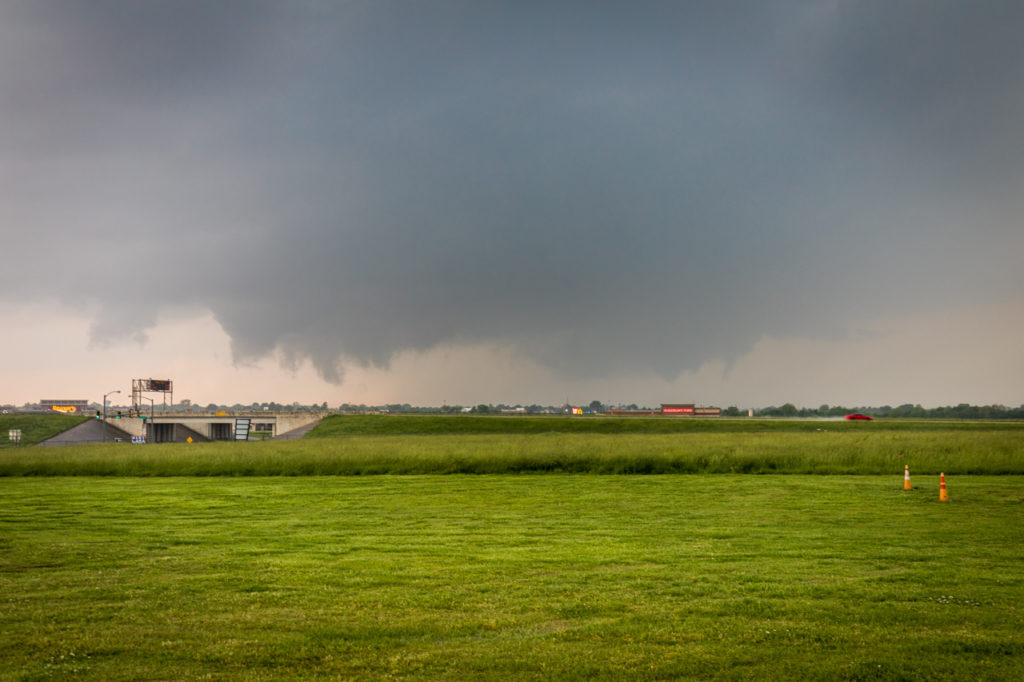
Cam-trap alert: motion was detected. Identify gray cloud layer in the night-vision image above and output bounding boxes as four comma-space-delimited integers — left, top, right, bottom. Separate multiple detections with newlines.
2, 1, 1022, 384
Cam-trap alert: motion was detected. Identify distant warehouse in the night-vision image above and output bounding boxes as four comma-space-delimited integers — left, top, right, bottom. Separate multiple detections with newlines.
661, 404, 721, 417
39, 399, 90, 414
607, 404, 721, 417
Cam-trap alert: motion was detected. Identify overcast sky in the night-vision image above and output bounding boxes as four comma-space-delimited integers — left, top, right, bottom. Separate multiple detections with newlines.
2, 1, 1022, 408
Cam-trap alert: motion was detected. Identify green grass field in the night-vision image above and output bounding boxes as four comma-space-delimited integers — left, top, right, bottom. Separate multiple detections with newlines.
2, 475, 1022, 680
2, 427, 1022, 476
2, 415, 1023, 679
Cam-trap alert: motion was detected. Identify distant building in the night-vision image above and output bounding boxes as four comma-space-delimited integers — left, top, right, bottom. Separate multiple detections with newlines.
607, 408, 660, 416
39, 399, 90, 414
661, 403, 720, 417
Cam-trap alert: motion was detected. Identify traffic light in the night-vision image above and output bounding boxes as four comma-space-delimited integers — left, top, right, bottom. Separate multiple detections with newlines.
116, 411, 122, 419
95, 410, 101, 419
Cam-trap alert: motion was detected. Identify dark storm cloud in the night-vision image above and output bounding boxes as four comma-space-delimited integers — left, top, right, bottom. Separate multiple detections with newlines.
787, 1, 1024, 191
2, 1, 1022, 384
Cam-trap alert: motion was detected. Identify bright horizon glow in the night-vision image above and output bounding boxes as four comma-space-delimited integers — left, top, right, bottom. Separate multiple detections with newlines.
2, 300, 1020, 410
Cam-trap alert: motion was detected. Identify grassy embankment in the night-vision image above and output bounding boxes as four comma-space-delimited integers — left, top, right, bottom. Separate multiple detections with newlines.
2, 475, 1023, 680
309, 413, 1024, 436
2, 414, 1022, 476
0, 414, 88, 448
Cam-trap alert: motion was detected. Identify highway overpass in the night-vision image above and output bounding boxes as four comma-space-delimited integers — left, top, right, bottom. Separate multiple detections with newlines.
41, 411, 325, 445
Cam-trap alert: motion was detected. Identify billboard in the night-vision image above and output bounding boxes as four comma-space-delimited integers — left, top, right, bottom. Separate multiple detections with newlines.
132, 379, 173, 413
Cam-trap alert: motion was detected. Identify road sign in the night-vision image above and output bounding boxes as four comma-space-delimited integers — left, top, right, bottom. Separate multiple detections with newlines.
8, 429, 21, 444
235, 418, 251, 441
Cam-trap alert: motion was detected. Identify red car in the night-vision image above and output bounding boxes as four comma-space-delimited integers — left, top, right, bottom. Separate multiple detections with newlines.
845, 413, 873, 421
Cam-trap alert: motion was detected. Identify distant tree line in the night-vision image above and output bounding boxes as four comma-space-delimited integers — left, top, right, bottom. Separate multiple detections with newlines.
748, 403, 1024, 419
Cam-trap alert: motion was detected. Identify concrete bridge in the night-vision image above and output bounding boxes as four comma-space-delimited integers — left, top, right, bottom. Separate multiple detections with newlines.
42, 411, 325, 445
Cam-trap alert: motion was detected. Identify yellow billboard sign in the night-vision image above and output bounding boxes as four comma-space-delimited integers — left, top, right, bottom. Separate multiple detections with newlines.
51, 405, 78, 413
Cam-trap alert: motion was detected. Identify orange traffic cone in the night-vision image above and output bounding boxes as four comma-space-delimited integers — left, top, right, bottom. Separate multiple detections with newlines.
904, 465, 912, 490
939, 472, 948, 502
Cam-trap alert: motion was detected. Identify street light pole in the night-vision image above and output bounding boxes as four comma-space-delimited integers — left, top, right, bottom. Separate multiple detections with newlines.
142, 396, 155, 443
103, 389, 120, 443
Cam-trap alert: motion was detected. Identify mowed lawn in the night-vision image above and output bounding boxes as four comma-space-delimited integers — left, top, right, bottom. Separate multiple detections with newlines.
2, 475, 1023, 680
